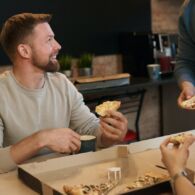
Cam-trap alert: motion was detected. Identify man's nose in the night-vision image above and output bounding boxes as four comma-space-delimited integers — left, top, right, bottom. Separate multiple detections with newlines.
54, 39, 61, 51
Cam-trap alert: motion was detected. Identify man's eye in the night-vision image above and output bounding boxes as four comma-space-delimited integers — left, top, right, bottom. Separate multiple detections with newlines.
48, 37, 53, 42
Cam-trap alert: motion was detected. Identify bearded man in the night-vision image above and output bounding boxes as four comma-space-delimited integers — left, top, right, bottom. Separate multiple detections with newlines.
0, 13, 128, 173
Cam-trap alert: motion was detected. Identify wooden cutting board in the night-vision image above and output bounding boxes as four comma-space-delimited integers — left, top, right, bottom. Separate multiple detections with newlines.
75, 73, 130, 83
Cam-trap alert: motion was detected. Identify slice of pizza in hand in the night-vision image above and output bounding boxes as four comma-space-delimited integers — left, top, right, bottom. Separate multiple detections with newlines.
181, 96, 195, 110
169, 133, 192, 145
95, 101, 121, 117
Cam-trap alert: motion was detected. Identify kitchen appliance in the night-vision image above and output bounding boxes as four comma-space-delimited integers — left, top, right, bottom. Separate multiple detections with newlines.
119, 33, 178, 77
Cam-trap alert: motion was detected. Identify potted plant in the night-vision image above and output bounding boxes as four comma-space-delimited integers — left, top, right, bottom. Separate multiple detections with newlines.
58, 54, 72, 77
78, 53, 93, 76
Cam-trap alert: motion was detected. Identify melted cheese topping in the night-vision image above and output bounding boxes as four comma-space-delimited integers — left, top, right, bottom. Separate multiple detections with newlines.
95, 101, 121, 117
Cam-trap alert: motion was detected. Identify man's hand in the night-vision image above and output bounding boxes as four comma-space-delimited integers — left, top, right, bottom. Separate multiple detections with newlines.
160, 135, 195, 177
99, 110, 128, 147
43, 128, 81, 154
10, 128, 81, 164
178, 81, 195, 107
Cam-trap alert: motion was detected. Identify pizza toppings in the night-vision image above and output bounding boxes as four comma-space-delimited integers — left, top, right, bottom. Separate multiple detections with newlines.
95, 101, 121, 117
64, 184, 100, 195
169, 133, 192, 145
181, 96, 195, 109
126, 172, 169, 190
63, 182, 116, 195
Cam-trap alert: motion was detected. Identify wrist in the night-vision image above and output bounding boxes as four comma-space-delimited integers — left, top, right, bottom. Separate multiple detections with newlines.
171, 169, 188, 194
100, 134, 110, 147
171, 169, 188, 183
100, 134, 116, 147
181, 81, 194, 91
169, 167, 185, 178
34, 130, 48, 149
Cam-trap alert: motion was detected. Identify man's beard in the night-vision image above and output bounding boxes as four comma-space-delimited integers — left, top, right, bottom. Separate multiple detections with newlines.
32, 55, 60, 73
43, 59, 60, 73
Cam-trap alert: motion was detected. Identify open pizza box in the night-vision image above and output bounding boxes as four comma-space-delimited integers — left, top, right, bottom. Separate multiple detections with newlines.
17, 145, 194, 195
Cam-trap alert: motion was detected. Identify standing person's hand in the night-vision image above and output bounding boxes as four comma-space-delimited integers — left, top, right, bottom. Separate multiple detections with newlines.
178, 81, 195, 108
160, 135, 195, 177
99, 110, 128, 146
42, 128, 81, 154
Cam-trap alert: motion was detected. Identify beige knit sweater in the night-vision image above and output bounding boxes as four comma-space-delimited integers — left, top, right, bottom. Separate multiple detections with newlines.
0, 70, 100, 173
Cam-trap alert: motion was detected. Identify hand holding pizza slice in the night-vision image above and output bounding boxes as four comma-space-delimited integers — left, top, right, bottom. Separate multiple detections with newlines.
95, 101, 128, 146
169, 133, 193, 145
181, 96, 195, 110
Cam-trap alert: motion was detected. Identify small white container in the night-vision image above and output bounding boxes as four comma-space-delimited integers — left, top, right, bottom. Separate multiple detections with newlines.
107, 167, 122, 184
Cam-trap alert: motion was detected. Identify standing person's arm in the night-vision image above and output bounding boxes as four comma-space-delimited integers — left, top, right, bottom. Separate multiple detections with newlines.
175, 2, 195, 106
160, 136, 195, 195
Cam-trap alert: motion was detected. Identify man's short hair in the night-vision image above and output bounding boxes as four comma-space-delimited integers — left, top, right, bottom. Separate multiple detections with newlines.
0, 13, 52, 61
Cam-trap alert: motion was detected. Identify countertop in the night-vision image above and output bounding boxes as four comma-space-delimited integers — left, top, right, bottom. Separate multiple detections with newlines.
78, 74, 175, 95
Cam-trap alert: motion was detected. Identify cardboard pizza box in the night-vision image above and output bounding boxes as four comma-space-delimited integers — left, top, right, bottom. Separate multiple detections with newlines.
17, 145, 176, 195
18, 142, 194, 195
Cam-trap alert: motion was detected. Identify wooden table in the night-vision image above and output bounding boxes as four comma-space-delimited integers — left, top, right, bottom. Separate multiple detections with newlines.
0, 130, 194, 195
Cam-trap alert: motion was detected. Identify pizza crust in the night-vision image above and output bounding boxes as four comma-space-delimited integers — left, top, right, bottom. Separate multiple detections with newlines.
126, 172, 169, 190
169, 133, 192, 145
95, 101, 121, 117
181, 96, 195, 109
63, 183, 115, 195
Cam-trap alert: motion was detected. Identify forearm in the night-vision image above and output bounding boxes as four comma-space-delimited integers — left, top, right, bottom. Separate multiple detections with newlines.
10, 131, 46, 164
179, 80, 194, 90
175, 16, 195, 86
174, 176, 195, 195
174, 64, 195, 87
95, 127, 116, 148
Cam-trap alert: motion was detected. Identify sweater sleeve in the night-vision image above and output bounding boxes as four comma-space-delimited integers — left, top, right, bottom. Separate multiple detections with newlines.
66, 79, 102, 142
0, 146, 17, 173
175, 4, 195, 86
0, 118, 17, 173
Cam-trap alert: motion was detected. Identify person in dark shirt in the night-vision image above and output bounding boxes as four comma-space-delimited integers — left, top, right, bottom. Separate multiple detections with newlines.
175, 0, 195, 107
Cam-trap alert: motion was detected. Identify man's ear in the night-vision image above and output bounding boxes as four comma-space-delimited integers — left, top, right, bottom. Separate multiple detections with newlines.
17, 44, 31, 59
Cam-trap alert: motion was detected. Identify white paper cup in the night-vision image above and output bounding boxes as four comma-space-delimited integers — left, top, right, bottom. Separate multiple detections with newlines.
147, 64, 160, 80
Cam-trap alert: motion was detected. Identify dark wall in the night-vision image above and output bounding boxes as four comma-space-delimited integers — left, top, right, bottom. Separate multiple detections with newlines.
0, 0, 151, 65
